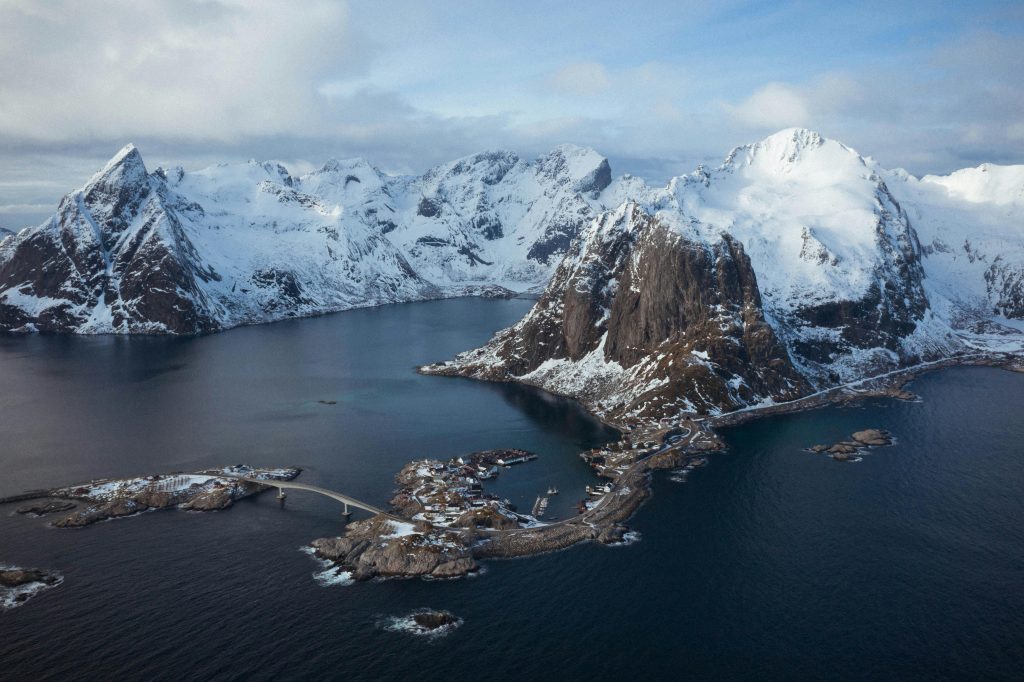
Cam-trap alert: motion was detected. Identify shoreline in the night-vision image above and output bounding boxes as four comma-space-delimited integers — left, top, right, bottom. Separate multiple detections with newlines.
309, 352, 1024, 582
1, 465, 301, 527
5, 355, 1019, 586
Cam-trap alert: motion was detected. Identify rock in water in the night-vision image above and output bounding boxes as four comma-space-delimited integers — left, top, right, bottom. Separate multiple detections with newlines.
0, 568, 59, 588
851, 429, 892, 446
412, 610, 460, 630
0, 566, 62, 610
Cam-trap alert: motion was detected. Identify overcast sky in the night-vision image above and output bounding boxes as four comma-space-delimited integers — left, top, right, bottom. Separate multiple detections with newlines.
2, 0, 1023, 230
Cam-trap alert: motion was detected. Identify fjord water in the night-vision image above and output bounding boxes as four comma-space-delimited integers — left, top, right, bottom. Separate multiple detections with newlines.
1, 300, 1022, 680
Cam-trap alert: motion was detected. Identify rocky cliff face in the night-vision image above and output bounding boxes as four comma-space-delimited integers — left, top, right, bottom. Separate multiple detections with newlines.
424, 204, 810, 420
425, 130, 1024, 421
0, 146, 222, 333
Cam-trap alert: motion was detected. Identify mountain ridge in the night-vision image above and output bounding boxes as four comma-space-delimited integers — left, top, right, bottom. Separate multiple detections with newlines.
420, 129, 1024, 421
1, 129, 1022, 418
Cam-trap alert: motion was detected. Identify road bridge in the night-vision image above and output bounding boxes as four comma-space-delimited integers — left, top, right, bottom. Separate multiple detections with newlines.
228, 476, 399, 521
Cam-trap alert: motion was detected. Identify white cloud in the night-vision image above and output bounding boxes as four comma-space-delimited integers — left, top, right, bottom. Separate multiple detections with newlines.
0, 0, 364, 142
0, 203, 51, 214
546, 62, 612, 97
0, 1, 1021, 229
725, 74, 869, 131
727, 82, 810, 129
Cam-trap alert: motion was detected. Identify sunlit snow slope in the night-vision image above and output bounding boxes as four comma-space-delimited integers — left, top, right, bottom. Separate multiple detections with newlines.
429, 129, 1024, 420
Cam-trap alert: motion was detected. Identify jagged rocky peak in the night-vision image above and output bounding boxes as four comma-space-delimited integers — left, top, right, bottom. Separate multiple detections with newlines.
89, 143, 148, 186
427, 202, 811, 420
79, 143, 153, 230
0, 142, 226, 334
309, 157, 386, 184
419, 150, 521, 190
535, 144, 612, 196
444, 150, 522, 186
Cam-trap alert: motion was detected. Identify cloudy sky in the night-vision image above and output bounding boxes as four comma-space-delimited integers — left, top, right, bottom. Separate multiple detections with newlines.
1, 0, 1023, 229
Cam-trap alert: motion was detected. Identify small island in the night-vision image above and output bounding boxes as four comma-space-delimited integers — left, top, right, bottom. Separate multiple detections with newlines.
309, 424, 724, 582
808, 428, 894, 461
1, 465, 300, 528
380, 609, 463, 638
1, 567, 62, 609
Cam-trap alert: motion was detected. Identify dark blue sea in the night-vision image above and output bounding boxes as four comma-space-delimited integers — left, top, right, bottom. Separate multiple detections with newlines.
1, 298, 1022, 680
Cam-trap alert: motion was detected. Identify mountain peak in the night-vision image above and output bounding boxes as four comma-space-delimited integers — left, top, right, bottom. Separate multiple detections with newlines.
103, 143, 144, 172
535, 144, 611, 195
721, 128, 865, 177
87, 143, 149, 193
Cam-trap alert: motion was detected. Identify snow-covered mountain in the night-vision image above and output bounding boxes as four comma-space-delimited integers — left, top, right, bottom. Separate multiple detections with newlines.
0, 144, 610, 333
2, 129, 1022, 421
425, 129, 1024, 421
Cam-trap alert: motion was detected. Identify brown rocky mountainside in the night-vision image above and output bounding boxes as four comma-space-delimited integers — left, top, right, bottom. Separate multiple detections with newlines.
423, 203, 812, 421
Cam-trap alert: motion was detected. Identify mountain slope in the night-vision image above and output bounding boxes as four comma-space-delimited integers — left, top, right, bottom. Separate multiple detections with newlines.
426, 203, 812, 419
298, 145, 609, 291
425, 129, 1024, 421
0, 144, 611, 333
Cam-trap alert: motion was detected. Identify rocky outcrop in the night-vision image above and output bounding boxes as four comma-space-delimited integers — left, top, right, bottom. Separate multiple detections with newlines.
0, 567, 62, 609
412, 610, 460, 631
311, 516, 478, 581
424, 203, 811, 421
16, 500, 76, 516
851, 429, 893, 446
53, 496, 148, 527
808, 428, 893, 461
0, 568, 60, 589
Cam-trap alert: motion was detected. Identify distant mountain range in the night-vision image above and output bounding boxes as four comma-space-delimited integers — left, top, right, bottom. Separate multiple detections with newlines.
422, 129, 1024, 419
2, 129, 1022, 419
0, 143, 611, 333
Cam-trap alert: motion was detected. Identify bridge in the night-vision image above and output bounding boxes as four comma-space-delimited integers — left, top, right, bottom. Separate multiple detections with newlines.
230, 476, 398, 520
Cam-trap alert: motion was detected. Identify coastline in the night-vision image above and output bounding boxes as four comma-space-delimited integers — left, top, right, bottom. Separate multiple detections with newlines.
311, 351, 1023, 581
5, 352, 1019, 586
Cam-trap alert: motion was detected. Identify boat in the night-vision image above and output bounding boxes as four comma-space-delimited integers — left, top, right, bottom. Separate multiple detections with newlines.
546, 486, 559, 495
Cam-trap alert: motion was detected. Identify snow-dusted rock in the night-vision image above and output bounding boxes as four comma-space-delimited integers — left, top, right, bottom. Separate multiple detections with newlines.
0, 144, 611, 333
427, 129, 1024, 420
1, 129, 1022, 424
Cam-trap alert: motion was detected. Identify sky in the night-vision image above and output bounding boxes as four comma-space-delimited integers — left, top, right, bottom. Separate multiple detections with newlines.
1, 0, 1023, 230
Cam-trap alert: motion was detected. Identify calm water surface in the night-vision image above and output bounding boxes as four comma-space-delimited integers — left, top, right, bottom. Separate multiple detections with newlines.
1, 298, 1022, 680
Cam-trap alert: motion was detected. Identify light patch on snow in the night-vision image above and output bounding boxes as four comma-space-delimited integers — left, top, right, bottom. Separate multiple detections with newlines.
381, 520, 420, 539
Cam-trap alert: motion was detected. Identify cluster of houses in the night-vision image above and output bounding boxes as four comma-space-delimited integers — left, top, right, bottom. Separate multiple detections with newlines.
395, 449, 538, 529
580, 436, 662, 478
